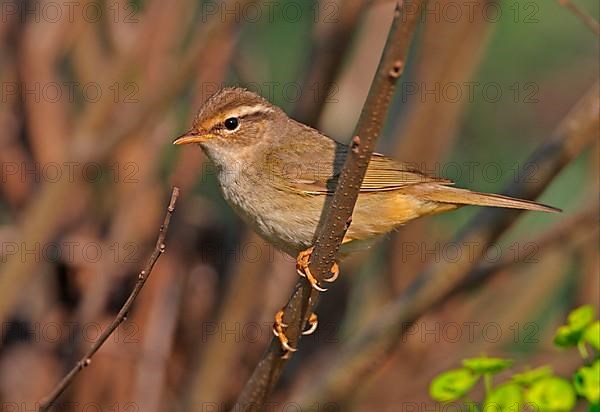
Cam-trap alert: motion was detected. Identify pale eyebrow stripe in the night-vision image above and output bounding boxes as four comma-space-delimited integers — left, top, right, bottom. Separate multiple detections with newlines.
223, 104, 274, 119
201, 104, 274, 130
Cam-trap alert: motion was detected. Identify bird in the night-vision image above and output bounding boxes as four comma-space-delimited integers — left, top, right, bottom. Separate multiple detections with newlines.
174, 87, 560, 352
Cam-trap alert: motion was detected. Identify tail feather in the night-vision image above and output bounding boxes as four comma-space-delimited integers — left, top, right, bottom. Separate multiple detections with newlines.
419, 186, 561, 213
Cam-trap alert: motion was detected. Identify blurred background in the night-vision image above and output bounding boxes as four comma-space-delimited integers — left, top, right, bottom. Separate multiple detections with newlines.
0, 0, 598, 411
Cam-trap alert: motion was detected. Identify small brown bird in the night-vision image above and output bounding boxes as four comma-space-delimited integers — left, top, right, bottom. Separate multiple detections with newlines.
174, 87, 559, 351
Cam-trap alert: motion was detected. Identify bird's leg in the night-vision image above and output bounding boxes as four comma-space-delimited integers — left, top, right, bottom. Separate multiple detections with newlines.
296, 247, 340, 291
272, 309, 297, 356
274, 247, 337, 356
323, 262, 339, 283
272, 309, 319, 358
302, 312, 318, 335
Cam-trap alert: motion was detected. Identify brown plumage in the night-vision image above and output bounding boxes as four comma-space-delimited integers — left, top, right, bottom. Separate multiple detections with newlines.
174, 88, 560, 256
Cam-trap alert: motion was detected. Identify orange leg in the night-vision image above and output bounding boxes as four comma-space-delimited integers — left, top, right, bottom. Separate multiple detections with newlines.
296, 247, 340, 291
272, 309, 297, 355
272, 248, 338, 356
272, 310, 319, 357
302, 312, 318, 336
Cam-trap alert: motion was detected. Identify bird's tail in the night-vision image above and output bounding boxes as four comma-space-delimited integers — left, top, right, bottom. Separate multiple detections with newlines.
417, 185, 561, 213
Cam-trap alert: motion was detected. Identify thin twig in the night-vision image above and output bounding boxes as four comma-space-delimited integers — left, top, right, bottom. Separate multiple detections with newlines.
558, 0, 600, 35
37, 187, 180, 412
231, 1, 426, 410
297, 81, 599, 406
0, 0, 252, 326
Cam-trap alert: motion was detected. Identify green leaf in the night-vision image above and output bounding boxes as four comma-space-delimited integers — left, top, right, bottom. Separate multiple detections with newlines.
484, 383, 523, 412
584, 321, 600, 351
525, 377, 576, 412
430, 368, 480, 402
463, 356, 514, 375
554, 325, 582, 348
589, 403, 600, 412
574, 360, 600, 403
568, 305, 596, 331
512, 366, 554, 386
555, 306, 597, 349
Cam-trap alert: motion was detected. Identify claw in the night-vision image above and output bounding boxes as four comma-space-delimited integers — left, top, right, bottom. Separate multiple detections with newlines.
305, 266, 328, 292
272, 309, 297, 357
296, 247, 339, 292
323, 262, 339, 283
296, 248, 311, 278
302, 313, 318, 336
280, 335, 298, 353
274, 309, 287, 328
272, 309, 320, 356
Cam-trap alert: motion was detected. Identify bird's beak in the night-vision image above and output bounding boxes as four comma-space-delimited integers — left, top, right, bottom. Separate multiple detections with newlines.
172, 129, 216, 145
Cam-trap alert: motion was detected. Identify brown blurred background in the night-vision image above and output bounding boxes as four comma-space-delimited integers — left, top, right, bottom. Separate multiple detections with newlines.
0, 0, 598, 411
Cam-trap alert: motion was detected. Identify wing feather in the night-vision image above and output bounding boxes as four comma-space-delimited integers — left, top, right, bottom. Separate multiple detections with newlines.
265, 136, 452, 195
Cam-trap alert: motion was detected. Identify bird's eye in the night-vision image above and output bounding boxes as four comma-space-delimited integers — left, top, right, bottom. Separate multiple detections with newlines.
224, 117, 239, 131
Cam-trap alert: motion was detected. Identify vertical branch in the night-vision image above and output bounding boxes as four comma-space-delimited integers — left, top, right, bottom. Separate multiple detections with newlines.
231, 1, 427, 410
297, 81, 599, 406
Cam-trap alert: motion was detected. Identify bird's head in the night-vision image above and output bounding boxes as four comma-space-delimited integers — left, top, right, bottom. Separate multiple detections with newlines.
173, 88, 286, 158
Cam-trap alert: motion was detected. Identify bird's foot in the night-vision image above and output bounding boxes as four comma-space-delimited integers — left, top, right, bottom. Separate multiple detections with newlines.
272, 309, 318, 358
273, 309, 296, 357
296, 247, 340, 291
302, 312, 319, 336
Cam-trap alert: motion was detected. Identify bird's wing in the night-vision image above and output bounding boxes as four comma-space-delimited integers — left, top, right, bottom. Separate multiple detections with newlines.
358, 153, 453, 192
266, 139, 452, 195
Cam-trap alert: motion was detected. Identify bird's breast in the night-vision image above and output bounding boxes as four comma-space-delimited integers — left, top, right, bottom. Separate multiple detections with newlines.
217, 167, 321, 255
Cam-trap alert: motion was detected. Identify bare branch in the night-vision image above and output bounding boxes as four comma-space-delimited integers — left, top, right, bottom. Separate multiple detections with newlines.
297, 81, 599, 406
231, 1, 427, 410
0, 0, 251, 326
37, 187, 180, 412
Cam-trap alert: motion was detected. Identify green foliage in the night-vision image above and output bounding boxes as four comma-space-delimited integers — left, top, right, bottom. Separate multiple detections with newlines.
584, 322, 600, 351
554, 305, 596, 350
554, 325, 583, 348
573, 360, 600, 403
429, 368, 480, 402
568, 306, 596, 330
484, 383, 523, 412
429, 305, 599, 411
463, 357, 514, 375
512, 366, 553, 385
526, 377, 576, 412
